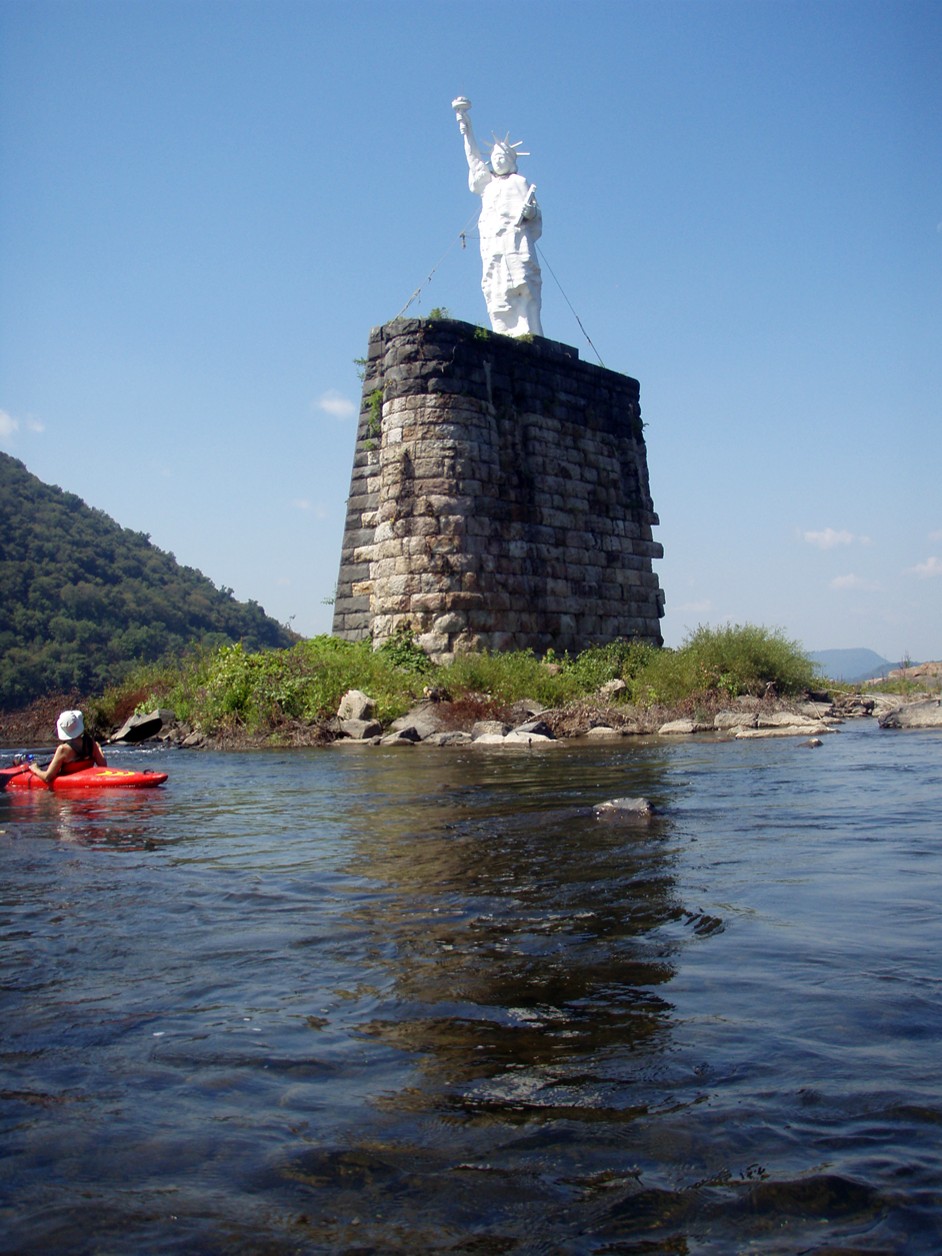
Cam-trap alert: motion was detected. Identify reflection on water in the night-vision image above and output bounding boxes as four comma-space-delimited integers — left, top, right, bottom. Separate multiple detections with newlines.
4, 787, 174, 850
1, 726, 941, 1253
343, 760, 680, 1118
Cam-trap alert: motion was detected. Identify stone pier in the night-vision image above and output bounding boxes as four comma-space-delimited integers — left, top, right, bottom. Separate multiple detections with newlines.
332, 317, 664, 659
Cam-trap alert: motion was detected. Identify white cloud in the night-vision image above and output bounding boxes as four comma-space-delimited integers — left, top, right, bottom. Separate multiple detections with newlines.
830, 573, 881, 592
906, 556, 942, 579
676, 599, 712, 614
315, 390, 356, 419
804, 528, 853, 549
0, 408, 44, 443
803, 527, 871, 549
290, 497, 328, 519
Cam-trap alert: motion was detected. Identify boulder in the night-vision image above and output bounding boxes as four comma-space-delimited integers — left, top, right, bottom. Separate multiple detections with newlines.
340, 718, 383, 740
507, 698, 546, 722
658, 719, 701, 735
598, 678, 627, 701
584, 725, 624, 739
799, 701, 835, 720
503, 728, 557, 746
831, 693, 878, 719
512, 719, 554, 739
879, 699, 942, 730
337, 689, 374, 721
424, 731, 473, 746
471, 720, 512, 740
714, 710, 757, 730
380, 727, 420, 746
110, 709, 175, 743
390, 704, 444, 741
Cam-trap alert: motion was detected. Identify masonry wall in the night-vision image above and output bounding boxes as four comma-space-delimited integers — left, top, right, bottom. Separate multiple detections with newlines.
332, 317, 664, 659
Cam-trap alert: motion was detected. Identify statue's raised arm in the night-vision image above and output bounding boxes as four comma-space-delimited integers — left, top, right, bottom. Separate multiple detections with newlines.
451, 96, 543, 338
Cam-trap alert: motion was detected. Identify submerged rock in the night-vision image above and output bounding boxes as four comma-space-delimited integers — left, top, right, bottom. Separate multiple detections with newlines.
735, 723, 835, 739
593, 796, 657, 820
758, 711, 831, 729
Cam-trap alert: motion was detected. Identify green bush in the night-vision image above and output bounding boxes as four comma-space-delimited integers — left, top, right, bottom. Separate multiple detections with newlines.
559, 638, 657, 693
175, 636, 430, 732
629, 624, 818, 706
438, 649, 574, 707
376, 624, 434, 675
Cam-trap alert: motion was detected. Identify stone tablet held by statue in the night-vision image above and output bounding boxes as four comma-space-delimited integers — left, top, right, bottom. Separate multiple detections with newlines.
452, 97, 543, 338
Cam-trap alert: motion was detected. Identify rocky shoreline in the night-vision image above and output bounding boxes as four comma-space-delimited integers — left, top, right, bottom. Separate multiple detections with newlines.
312, 687, 941, 748
7, 687, 939, 755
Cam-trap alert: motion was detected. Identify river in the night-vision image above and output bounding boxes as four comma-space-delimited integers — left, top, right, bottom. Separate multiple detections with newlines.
1, 720, 940, 1253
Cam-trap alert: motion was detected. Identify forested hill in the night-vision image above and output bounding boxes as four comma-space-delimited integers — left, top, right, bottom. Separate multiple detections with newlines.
0, 453, 297, 710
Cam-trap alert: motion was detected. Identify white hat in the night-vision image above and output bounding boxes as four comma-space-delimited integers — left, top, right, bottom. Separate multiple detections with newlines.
57, 710, 85, 740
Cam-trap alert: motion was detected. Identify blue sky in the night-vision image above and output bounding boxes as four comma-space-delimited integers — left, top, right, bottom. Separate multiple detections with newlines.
2, 0, 940, 661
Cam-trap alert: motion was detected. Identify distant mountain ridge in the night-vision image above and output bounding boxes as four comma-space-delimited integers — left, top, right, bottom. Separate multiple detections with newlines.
808, 648, 901, 683
0, 452, 296, 710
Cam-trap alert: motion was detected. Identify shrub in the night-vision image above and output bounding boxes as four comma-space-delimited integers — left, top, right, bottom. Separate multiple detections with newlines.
629, 624, 818, 706
559, 638, 657, 693
437, 649, 574, 706
376, 624, 433, 676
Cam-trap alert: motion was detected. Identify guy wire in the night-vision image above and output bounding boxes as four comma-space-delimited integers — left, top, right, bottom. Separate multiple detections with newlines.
395, 212, 481, 320
396, 220, 605, 372
535, 245, 605, 367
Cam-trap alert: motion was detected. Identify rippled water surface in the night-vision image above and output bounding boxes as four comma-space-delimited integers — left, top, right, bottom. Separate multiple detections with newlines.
2, 721, 940, 1253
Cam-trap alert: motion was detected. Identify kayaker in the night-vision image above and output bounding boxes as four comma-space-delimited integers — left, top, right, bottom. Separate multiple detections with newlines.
29, 709, 107, 784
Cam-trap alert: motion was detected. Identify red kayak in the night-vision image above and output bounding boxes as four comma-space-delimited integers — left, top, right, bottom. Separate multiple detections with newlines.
1, 764, 168, 791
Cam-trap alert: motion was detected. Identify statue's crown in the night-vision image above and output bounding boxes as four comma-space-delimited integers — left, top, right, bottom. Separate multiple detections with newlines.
491, 131, 529, 160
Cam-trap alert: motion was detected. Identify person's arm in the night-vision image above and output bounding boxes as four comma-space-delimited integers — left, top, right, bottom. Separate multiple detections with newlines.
453, 98, 490, 193
92, 740, 107, 767
30, 745, 70, 783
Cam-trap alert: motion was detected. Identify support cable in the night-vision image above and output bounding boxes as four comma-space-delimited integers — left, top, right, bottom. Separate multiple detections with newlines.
395, 212, 481, 320
536, 245, 605, 367
395, 222, 605, 372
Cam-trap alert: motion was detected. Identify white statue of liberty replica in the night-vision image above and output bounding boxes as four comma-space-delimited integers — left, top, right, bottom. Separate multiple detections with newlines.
452, 97, 543, 338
